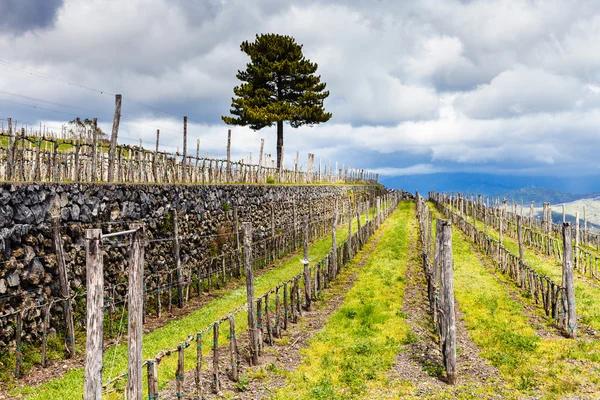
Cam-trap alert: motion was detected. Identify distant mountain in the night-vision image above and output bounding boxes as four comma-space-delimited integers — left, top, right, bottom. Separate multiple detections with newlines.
497, 187, 600, 205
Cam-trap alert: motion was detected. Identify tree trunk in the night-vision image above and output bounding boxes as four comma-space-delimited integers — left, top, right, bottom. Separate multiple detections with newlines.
276, 121, 283, 170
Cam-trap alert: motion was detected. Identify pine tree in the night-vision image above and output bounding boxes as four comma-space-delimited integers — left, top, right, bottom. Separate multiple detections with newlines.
222, 33, 332, 170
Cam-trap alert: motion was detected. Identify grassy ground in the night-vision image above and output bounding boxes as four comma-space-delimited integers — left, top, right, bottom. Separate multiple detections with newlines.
11, 206, 379, 400
462, 209, 600, 332
274, 201, 414, 399
428, 202, 600, 399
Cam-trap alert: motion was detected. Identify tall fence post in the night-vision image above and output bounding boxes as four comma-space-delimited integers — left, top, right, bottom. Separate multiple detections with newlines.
53, 216, 75, 358
243, 222, 259, 365
330, 198, 338, 280
303, 216, 311, 311
126, 223, 145, 399
562, 223, 577, 338
182, 116, 188, 182
84, 229, 103, 400
437, 219, 456, 384
172, 210, 184, 308
91, 118, 98, 181
226, 129, 232, 181
107, 94, 122, 182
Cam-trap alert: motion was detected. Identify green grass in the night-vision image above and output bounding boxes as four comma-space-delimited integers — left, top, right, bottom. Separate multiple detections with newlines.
11, 204, 379, 400
274, 201, 414, 399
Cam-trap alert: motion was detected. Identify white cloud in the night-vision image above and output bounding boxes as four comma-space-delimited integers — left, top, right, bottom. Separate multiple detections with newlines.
1, 0, 600, 182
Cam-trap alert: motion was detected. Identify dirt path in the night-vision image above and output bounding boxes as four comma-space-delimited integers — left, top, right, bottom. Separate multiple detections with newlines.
159, 215, 392, 399
388, 218, 501, 398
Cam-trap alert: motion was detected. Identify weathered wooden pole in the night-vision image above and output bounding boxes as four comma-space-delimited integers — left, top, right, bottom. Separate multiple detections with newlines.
330, 198, 338, 280
107, 94, 122, 182
243, 222, 259, 365
562, 204, 566, 223
172, 210, 184, 307
517, 215, 524, 264
562, 223, 577, 338
303, 216, 311, 311
91, 118, 98, 181
126, 223, 145, 400
153, 129, 160, 182
530, 201, 534, 228
575, 211, 580, 270
584, 206, 588, 245
229, 315, 239, 382
182, 116, 188, 182
437, 219, 456, 384
147, 359, 159, 400
53, 217, 75, 357
226, 129, 232, 181
84, 229, 103, 400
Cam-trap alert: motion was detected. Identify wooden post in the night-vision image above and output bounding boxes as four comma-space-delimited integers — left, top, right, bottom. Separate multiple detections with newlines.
226, 129, 232, 181
562, 204, 566, 223
212, 322, 220, 393
243, 222, 259, 365
14, 310, 23, 377
176, 344, 185, 398
91, 118, 98, 181
107, 94, 122, 182
41, 304, 49, 367
330, 198, 338, 280
7, 117, 13, 181
258, 139, 264, 182
147, 360, 159, 400
173, 210, 184, 307
575, 212, 580, 270
127, 224, 145, 400
84, 229, 103, 400
437, 219, 456, 384
517, 215, 524, 264
234, 206, 241, 277
53, 217, 75, 357
530, 201, 534, 228
584, 206, 588, 246
303, 216, 311, 311
562, 223, 577, 338
229, 315, 239, 382
196, 332, 203, 398
181, 116, 188, 182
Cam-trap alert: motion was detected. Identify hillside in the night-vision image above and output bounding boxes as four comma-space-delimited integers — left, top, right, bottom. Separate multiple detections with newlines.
497, 187, 600, 204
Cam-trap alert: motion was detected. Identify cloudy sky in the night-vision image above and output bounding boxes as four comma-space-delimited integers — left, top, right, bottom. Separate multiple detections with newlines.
1, 0, 600, 193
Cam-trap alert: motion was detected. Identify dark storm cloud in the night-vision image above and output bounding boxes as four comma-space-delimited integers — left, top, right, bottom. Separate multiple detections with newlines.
0, 0, 63, 33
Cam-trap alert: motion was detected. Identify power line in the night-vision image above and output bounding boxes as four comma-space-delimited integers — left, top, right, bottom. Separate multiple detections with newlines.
0, 58, 184, 118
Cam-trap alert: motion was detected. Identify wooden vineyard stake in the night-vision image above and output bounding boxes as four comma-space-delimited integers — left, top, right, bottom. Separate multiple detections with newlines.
107, 94, 122, 182
172, 210, 184, 308
243, 222, 259, 365
212, 323, 220, 393
147, 359, 159, 400
265, 293, 273, 345
176, 344, 185, 398
257, 297, 263, 352
303, 216, 311, 311
562, 223, 577, 338
40, 304, 49, 367
283, 282, 289, 330
54, 217, 75, 358
196, 332, 204, 398
15, 310, 23, 377
229, 315, 239, 382
330, 198, 338, 280
127, 223, 145, 400
84, 229, 103, 400
437, 219, 456, 384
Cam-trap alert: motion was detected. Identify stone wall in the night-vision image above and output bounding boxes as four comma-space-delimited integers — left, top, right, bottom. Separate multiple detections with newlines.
0, 182, 380, 347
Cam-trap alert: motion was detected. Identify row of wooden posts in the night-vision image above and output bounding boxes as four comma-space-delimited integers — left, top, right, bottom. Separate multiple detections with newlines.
449, 193, 600, 248
414, 192, 456, 384
449, 193, 600, 281
83, 192, 401, 399
6, 192, 381, 379
1, 115, 378, 185
430, 191, 577, 338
